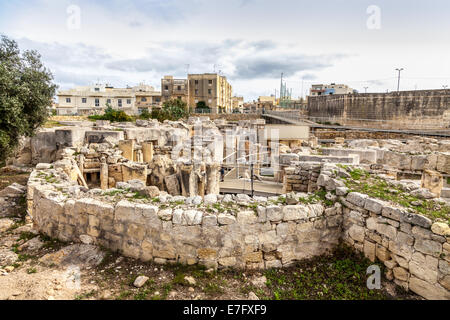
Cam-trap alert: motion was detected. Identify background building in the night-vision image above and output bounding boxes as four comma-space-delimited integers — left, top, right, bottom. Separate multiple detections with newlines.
161, 76, 189, 104
309, 83, 354, 96
231, 96, 244, 113
161, 73, 233, 114
57, 83, 161, 116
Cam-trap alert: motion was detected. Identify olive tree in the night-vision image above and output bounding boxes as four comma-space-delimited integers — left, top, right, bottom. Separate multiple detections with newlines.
0, 35, 57, 165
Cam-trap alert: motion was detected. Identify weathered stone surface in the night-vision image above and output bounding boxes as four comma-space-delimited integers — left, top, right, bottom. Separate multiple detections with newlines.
282, 205, 308, 221
266, 205, 283, 222
217, 214, 236, 225
133, 276, 149, 288
376, 223, 397, 240
381, 206, 403, 221
364, 198, 385, 214
393, 267, 409, 282
348, 225, 365, 243
363, 240, 376, 262
400, 211, 432, 228
431, 222, 450, 236
414, 239, 442, 257
346, 192, 368, 207
237, 211, 257, 224
409, 276, 450, 300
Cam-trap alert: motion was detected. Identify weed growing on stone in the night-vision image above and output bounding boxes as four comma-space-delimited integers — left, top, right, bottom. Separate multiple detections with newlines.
343, 170, 450, 223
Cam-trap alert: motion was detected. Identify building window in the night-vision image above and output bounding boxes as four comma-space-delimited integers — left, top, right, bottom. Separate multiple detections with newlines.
95, 88, 100, 92
164, 86, 169, 90
118, 99, 122, 107
208, 89, 212, 95
82, 98, 87, 103
195, 89, 199, 95
107, 99, 111, 104
95, 98, 100, 107
177, 86, 182, 91
127, 99, 131, 104
208, 80, 213, 85
66, 98, 71, 103
156, 98, 160, 102
195, 80, 199, 85
141, 97, 147, 102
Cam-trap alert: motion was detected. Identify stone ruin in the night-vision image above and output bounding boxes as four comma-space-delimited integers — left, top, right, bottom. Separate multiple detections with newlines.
7, 117, 450, 300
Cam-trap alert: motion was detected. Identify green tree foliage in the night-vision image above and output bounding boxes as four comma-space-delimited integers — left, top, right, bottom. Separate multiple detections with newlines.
88, 104, 133, 122
151, 99, 188, 121
139, 109, 151, 120
0, 35, 57, 165
195, 101, 211, 113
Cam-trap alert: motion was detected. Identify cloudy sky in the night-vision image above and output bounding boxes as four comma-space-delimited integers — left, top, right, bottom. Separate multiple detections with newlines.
1, 0, 449, 100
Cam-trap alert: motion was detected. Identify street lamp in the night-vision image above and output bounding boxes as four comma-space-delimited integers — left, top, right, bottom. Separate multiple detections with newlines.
395, 68, 404, 92
364, 86, 368, 94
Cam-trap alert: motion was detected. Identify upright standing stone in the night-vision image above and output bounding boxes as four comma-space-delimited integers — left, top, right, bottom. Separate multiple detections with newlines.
119, 139, 135, 161
100, 157, 109, 190
142, 142, 154, 163
421, 170, 443, 197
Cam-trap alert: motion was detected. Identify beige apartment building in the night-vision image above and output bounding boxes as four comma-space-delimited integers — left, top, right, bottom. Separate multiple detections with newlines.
161, 73, 233, 114
309, 83, 354, 96
57, 83, 161, 116
231, 96, 244, 112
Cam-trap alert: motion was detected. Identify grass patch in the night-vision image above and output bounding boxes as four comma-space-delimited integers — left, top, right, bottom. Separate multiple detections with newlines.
262, 244, 389, 300
343, 168, 450, 223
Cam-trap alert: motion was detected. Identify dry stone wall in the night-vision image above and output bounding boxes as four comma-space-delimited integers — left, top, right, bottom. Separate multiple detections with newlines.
28, 160, 450, 299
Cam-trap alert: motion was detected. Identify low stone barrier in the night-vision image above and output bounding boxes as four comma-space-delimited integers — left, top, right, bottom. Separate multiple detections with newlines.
29, 161, 450, 299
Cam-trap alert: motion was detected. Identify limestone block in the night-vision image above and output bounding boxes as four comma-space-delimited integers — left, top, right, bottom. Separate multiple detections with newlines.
218, 257, 237, 267
388, 240, 413, 260
364, 198, 386, 214
363, 240, 376, 262
393, 267, 409, 282
164, 174, 181, 196
118, 139, 135, 161
414, 238, 442, 257
258, 230, 279, 252
202, 215, 218, 226
376, 244, 390, 262
217, 214, 236, 225
436, 153, 450, 174
431, 222, 450, 236
282, 205, 309, 221
346, 192, 369, 207
197, 248, 217, 260
400, 211, 432, 229
266, 205, 283, 222
237, 211, 257, 225
421, 170, 443, 197
409, 276, 450, 300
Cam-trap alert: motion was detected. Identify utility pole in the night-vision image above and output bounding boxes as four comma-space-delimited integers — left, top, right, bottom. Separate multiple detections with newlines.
280, 73, 284, 107
395, 68, 404, 92
364, 86, 368, 94
185, 64, 190, 112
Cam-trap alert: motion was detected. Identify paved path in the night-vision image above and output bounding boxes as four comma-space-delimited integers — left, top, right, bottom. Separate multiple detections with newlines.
220, 179, 283, 197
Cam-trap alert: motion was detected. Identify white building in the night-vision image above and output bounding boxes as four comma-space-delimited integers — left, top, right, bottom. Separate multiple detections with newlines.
309, 83, 354, 96
57, 83, 162, 116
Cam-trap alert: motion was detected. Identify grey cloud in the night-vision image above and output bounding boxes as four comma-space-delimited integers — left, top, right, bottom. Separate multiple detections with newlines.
233, 56, 335, 79
17, 38, 111, 68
